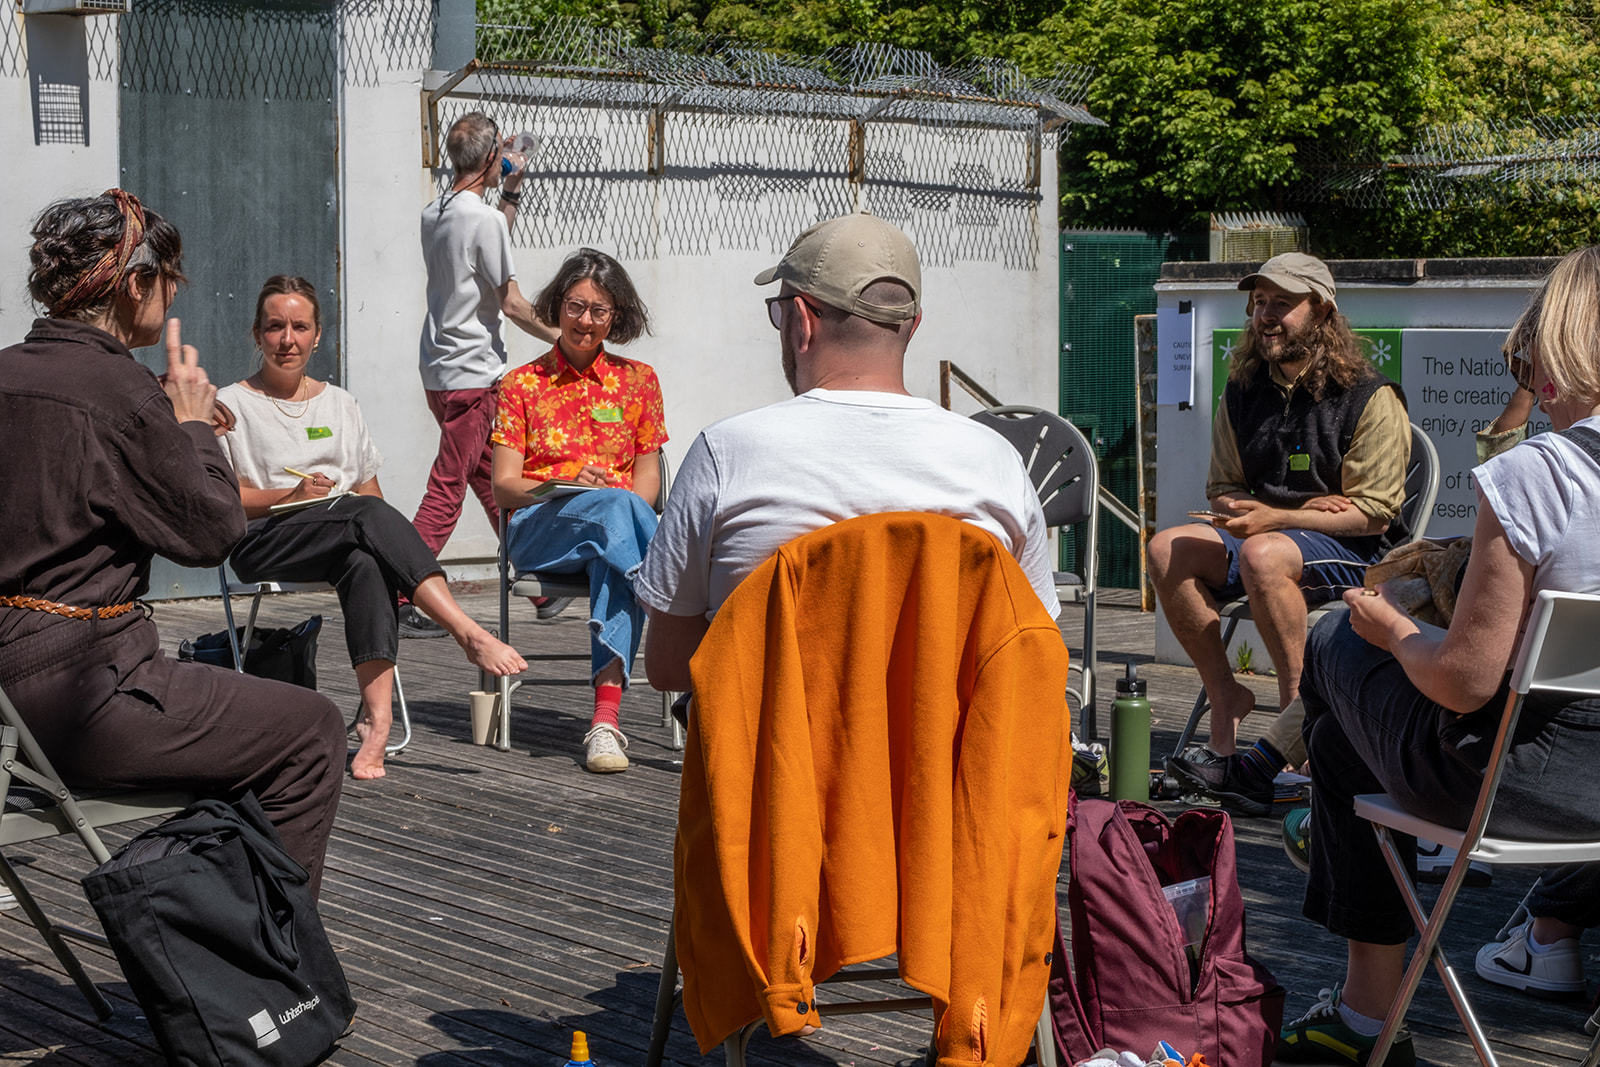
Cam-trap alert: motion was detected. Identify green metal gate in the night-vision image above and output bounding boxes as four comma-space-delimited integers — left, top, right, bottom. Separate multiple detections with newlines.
119, 0, 341, 598
1060, 230, 1205, 590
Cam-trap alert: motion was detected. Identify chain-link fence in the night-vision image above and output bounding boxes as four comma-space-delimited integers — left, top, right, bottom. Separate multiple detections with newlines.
430, 18, 1101, 265
6, 0, 435, 99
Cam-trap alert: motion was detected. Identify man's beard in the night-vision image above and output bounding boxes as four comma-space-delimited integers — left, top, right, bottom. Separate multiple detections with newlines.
1256, 325, 1317, 366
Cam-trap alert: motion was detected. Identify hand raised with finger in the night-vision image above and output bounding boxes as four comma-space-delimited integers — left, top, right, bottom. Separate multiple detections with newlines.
162, 318, 218, 426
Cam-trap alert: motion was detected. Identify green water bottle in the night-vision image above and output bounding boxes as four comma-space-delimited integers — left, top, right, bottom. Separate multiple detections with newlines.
1109, 662, 1151, 801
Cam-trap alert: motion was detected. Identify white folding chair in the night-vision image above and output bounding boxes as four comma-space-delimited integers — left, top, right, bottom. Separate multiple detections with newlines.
1356, 590, 1600, 1067
1, 682, 192, 1019
218, 567, 411, 755
1168, 421, 1441, 758
491, 455, 681, 753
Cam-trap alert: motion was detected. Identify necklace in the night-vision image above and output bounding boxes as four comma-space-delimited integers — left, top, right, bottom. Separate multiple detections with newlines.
257, 375, 312, 419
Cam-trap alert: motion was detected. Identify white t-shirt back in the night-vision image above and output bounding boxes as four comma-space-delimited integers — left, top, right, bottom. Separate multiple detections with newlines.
218, 381, 382, 493
418, 190, 517, 391
635, 388, 1058, 619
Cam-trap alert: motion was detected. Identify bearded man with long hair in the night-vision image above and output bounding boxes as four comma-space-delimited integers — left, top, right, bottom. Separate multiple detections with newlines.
1150, 253, 1412, 815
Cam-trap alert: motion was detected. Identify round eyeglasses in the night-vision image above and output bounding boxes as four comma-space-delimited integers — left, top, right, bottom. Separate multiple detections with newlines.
564, 299, 613, 324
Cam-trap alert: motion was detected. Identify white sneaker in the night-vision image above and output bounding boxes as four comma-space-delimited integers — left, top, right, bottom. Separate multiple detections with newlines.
1416, 839, 1492, 886
583, 724, 629, 773
1475, 917, 1586, 997
0, 888, 16, 911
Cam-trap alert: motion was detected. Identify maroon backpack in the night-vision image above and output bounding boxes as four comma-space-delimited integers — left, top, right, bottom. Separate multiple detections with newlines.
1049, 797, 1284, 1066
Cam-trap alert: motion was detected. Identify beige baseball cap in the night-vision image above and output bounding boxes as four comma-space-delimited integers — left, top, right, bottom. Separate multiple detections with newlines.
754, 212, 921, 324
1237, 252, 1337, 307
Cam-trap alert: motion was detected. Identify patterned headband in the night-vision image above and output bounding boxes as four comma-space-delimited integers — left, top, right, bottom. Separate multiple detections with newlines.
51, 188, 149, 318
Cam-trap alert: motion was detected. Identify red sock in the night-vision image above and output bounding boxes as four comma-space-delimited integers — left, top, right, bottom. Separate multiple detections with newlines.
591, 683, 622, 732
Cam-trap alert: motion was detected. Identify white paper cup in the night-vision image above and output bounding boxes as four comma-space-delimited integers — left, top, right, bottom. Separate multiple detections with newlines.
468, 690, 498, 746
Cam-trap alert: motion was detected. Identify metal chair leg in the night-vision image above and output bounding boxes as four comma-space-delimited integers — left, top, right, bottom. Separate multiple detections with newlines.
388, 666, 413, 756
646, 924, 679, 1067
1170, 614, 1241, 757
1034, 1001, 1059, 1067
0, 853, 113, 1020
1368, 823, 1500, 1067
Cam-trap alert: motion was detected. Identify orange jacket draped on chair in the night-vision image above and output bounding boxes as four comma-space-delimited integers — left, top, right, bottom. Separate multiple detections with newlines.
674, 511, 1072, 1066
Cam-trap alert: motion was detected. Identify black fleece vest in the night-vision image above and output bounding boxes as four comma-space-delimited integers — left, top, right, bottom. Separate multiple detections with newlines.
1224, 369, 1409, 551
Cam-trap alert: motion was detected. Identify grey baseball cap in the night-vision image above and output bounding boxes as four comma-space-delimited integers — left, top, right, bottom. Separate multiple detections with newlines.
754, 212, 921, 325
1237, 252, 1337, 307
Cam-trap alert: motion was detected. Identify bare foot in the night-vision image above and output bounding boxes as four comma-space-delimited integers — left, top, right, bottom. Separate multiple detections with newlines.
461, 627, 526, 677
1205, 679, 1257, 755
350, 730, 388, 779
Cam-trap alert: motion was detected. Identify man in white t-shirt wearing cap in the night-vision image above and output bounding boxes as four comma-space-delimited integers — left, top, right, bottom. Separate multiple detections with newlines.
634, 211, 1058, 691
1152, 252, 1411, 815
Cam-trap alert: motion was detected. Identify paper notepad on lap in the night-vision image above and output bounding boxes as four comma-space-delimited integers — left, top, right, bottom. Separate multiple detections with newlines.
531, 479, 598, 501
268, 491, 356, 515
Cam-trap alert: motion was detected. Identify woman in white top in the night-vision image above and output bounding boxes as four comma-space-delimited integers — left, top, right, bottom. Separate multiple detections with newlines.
1280, 246, 1600, 1064
219, 275, 524, 779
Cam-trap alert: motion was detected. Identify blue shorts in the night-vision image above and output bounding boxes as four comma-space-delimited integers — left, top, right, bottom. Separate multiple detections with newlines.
1207, 525, 1384, 606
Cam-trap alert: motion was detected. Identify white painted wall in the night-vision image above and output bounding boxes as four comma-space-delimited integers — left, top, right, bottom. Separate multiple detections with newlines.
350, 73, 1063, 573
0, 11, 121, 339
1151, 270, 1545, 666
6, 6, 1061, 582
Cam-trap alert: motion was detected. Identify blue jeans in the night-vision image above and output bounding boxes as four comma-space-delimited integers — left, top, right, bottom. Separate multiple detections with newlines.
505, 488, 658, 687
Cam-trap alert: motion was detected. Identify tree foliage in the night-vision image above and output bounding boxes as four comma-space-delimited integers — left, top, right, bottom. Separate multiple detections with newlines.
476, 0, 1600, 256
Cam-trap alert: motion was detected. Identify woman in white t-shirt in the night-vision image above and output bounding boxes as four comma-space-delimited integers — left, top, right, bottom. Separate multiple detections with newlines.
219, 275, 525, 779
1279, 246, 1600, 1063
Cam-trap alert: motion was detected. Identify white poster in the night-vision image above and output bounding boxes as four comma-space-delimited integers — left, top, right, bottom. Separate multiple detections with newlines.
1401, 329, 1551, 538
1156, 304, 1194, 406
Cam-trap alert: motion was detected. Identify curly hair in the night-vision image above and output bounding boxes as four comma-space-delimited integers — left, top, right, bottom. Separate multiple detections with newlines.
1227, 298, 1377, 401
29, 194, 184, 322
534, 248, 652, 345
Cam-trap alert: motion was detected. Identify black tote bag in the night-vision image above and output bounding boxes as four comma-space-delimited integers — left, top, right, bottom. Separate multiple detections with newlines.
82, 793, 354, 1066
178, 615, 322, 690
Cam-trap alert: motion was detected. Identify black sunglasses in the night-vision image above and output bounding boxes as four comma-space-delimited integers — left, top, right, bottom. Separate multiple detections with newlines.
765, 293, 819, 330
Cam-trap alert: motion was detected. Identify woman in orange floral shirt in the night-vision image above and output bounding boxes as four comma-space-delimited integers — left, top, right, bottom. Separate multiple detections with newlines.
492, 249, 665, 773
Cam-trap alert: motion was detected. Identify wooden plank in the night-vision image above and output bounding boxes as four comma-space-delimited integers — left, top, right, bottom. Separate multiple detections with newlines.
1, 590, 1591, 1065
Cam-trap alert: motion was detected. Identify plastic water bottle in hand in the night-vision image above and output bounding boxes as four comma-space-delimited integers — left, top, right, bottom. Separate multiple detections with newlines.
499, 132, 540, 177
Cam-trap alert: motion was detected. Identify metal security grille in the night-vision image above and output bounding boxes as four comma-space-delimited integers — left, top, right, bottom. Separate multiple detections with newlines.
429, 18, 1101, 267
1061, 230, 1206, 590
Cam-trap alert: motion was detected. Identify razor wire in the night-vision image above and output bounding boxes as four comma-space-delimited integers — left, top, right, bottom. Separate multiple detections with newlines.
1295, 114, 1600, 210
444, 18, 1100, 266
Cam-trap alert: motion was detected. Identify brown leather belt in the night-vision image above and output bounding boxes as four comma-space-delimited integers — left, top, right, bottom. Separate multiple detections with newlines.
0, 594, 142, 621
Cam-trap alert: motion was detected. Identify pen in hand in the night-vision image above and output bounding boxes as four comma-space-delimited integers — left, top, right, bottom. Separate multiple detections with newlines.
283, 466, 318, 481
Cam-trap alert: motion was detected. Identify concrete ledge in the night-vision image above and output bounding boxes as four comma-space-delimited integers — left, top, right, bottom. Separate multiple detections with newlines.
1160, 256, 1560, 284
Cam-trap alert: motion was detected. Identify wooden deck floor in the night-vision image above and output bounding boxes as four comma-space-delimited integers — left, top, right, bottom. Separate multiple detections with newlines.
3, 588, 1596, 1065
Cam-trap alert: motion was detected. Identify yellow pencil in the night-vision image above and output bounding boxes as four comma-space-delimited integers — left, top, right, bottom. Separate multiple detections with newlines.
283, 467, 317, 480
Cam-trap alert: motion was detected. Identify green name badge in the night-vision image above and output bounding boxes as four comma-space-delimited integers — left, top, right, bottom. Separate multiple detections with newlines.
306, 426, 332, 440
1289, 453, 1311, 471
592, 406, 623, 423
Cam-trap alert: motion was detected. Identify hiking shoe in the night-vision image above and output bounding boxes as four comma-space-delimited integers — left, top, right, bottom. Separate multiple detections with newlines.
1415, 839, 1492, 886
535, 595, 575, 621
1166, 746, 1273, 817
1278, 986, 1415, 1066
1071, 740, 1110, 797
583, 724, 629, 773
1282, 805, 1312, 874
398, 605, 448, 639
1475, 917, 1585, 998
